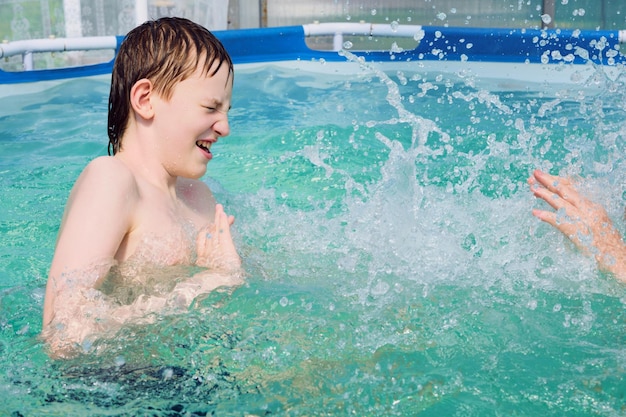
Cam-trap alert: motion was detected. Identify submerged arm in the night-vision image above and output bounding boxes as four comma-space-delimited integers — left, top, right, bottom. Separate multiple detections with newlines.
42, 264, 242, 358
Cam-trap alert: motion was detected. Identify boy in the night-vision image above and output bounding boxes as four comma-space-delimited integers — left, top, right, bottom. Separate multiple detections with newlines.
529, 169, 626, 281
41, 17, 242, 357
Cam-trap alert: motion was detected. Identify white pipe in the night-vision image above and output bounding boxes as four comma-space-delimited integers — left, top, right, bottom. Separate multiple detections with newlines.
23, 51, 33, 71
303, 22, 423, 38
0, 37, 118, 59
333, 32, 343, 51
620, 30, 626, 43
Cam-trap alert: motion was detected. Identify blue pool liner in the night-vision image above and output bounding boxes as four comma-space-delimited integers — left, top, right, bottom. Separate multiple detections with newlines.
0, 25, 624, 84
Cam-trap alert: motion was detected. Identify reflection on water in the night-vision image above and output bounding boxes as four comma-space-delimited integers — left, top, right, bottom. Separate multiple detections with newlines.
1, 57, 625, 415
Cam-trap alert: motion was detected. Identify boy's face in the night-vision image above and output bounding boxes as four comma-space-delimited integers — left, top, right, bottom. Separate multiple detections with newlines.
151, 61, 233, 180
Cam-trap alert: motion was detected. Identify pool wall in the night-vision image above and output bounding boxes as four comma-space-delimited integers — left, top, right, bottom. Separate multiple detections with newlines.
1, 23, 625, 85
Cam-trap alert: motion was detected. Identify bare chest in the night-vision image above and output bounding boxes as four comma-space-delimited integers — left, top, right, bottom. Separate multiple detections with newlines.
117, 198, 206, 266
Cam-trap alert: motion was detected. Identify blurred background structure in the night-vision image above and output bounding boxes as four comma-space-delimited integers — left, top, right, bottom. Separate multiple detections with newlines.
1, 0, 625, 41
1, 0, 625, 70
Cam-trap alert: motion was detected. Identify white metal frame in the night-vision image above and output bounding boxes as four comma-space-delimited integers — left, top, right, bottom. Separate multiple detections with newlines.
0, 36, 117, 71
2, 23, 626, 71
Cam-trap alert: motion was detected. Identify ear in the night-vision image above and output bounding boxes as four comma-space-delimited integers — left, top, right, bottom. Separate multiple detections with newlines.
129, 78, 155, 120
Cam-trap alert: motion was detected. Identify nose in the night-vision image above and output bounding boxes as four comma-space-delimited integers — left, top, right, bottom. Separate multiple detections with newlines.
214, 113, 230, 138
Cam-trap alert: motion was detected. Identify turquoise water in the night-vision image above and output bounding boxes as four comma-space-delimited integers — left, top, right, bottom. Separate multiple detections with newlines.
1, 59, 625, 415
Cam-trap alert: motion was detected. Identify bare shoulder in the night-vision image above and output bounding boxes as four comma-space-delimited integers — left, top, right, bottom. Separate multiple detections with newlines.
72, 156, 139, 198
80, 156, 136, 186
65, 156, 140, 221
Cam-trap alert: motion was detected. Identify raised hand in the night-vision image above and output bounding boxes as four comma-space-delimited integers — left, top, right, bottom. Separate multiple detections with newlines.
528, 169, 626, 281
196, 203, 242, 272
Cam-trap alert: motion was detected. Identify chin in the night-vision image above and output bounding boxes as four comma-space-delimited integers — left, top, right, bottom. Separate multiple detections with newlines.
177, 166, 207, 180
191, 167, 208, 179
185, 172, 206, 180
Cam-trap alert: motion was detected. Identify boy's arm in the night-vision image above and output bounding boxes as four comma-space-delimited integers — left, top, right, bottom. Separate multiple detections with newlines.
528, 169, 626, 281
42, 267, 242, 358
43, 157, 137, 326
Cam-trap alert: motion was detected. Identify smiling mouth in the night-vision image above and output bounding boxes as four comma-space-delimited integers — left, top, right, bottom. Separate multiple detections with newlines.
196, 140, 212, 155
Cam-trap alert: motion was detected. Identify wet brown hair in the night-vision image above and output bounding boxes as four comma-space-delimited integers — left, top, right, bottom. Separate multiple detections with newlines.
107, 17, 234, 155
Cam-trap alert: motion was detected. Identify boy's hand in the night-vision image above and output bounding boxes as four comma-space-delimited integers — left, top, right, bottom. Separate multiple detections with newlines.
196, 204, 242, 272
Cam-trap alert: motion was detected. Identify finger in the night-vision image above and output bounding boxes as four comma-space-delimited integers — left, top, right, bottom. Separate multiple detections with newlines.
531, 170, 581, 207
214, 203, 235, 233
533, 170, 566, 192
196, 225, 213, 265
531, 185, 571, 212
532, 208, 584, 242
217, 210, 232, 238
196, 226, 207, 248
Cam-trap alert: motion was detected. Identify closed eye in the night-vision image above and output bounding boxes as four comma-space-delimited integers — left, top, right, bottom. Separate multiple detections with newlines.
203, 105, 230, 115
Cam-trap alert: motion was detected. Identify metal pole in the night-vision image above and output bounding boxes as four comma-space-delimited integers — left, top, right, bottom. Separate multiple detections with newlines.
259, 0, 267, 28
542, 0, 556, 29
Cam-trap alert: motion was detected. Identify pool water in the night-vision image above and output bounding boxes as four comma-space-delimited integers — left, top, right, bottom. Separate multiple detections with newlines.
1, 58, 625, 415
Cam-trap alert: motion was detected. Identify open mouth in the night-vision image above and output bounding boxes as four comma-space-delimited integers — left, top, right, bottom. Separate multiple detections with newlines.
196, 140, 212, 157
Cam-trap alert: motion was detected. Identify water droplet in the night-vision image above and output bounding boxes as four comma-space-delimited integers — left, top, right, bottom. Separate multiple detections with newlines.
371, 9, 377, 16
390, 42, 404, 53
541, 14, 552, 24
390, 21, 399, 32
462, 233, 477, 251
162, 368, 174, 380
436, 12, 447, 21
371, 280, 390, 296
280, 296, 289, 307
343, 40, 353, 50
